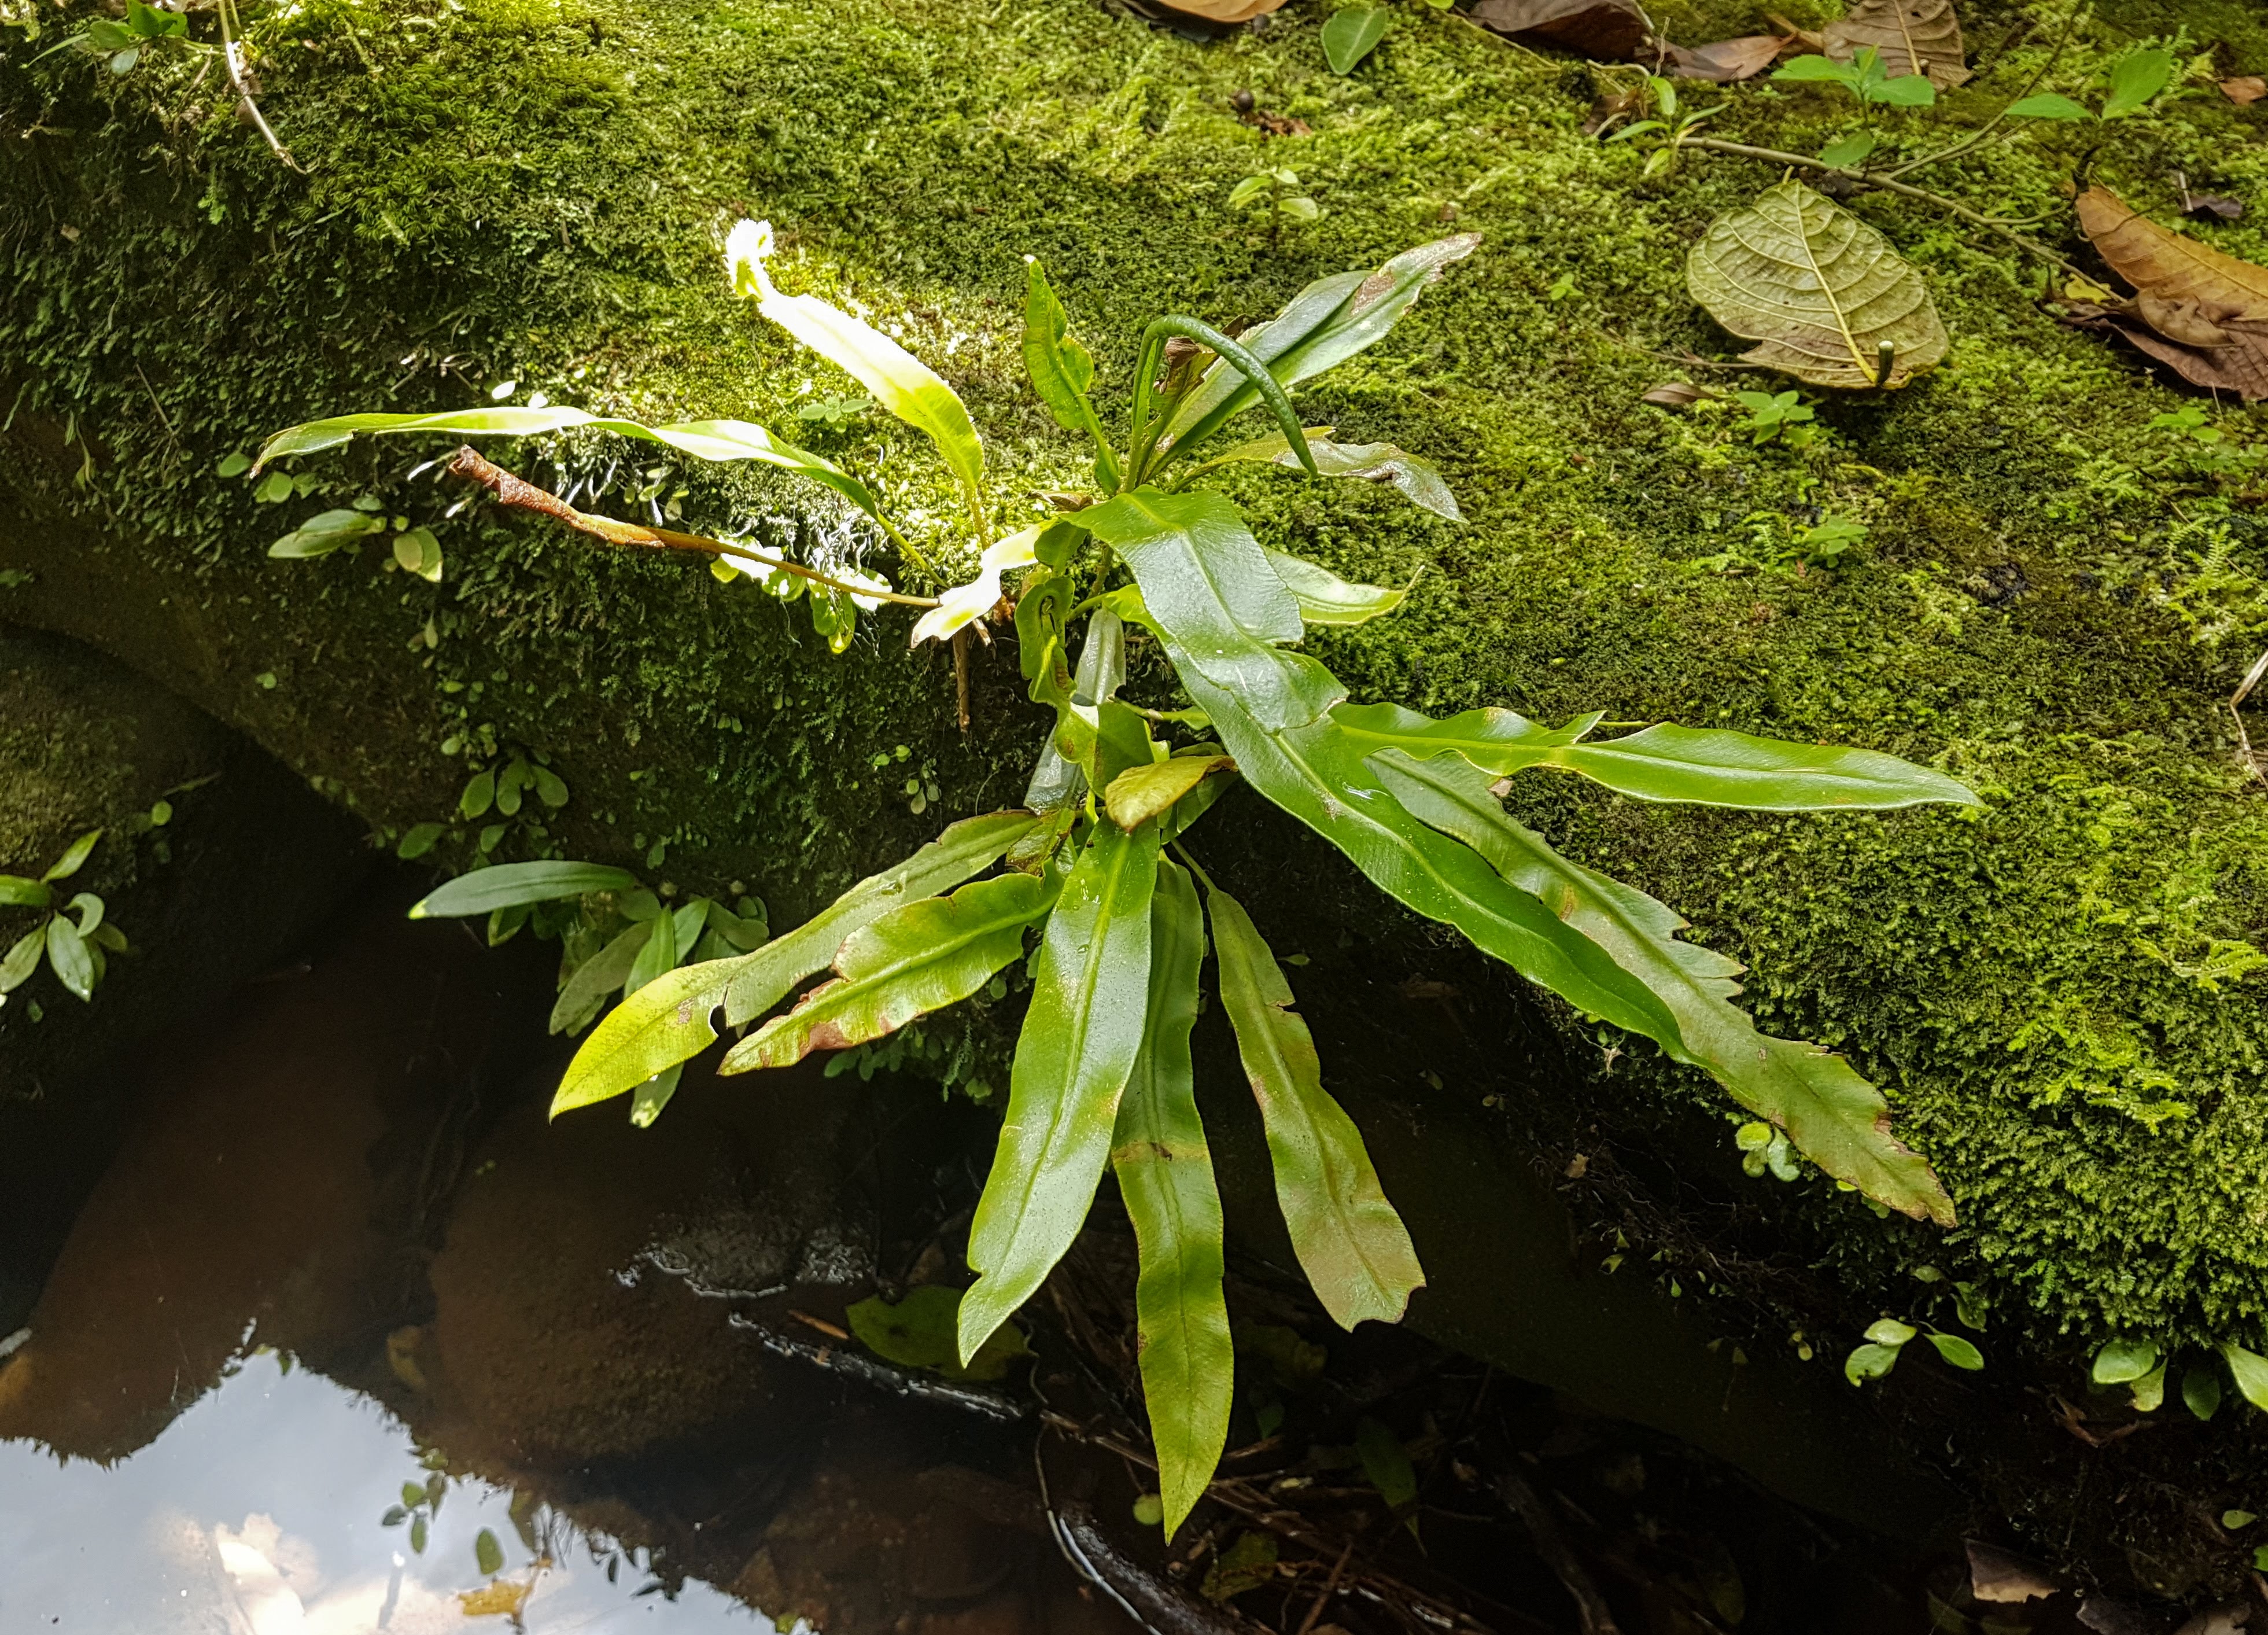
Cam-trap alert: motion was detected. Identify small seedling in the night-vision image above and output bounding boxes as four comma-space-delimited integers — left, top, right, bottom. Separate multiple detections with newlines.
1773, 46, 1937, 110
2008, 47, 2175, 123
1, 831, 127, 1007
1604, 76, 1723, 178
1732, 389, 1817, 448
1845, 1316, 1983, 1386
1227, 168, 1322, 242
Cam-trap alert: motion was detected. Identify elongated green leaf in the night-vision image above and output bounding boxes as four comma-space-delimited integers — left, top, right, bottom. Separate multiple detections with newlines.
1109, 861, 1229, 1539
1335, 706, 1979, 810
551, 811, 1038, 1116
1209, 434, 1462, 522
42, 829, 101, 882
1265, 550, 1408, 628
961, 822, 1162, 1362
254, 407, 884, 531
1084, 488, 1340, 732
727, 873, 1055, 1070
550, 920, 654, 1034
1207, 882, 1422, 1328
0, 876, 52, 909
629, 1062, 683, 1128
1367, 749, 1953, 1224
729, 220, 984, 515
2225, 1342, 2268, 1412
1024, 259, 1121, 492
1164, 661, 1681, 1041
1687, 181, 1948, 390
45, 915, 94, 1000
270, 508, 386, 558
1159, 235, 1481, 461
410, 861, 640, 919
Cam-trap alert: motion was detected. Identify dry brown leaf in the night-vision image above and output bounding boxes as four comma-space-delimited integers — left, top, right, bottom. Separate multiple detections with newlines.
1642, 381, 1709, 406
1824, 0, 1972, 90
1122, 0, 1285, 24
2077, 187, 2268, 321
459, 1578, 533, 1618
1966, 1541, 2059, 1605
2221, 76, 2266, 105
1767, 12, 1827, 51
1665, 35, 1793, 83
1581, 82, 1646, 136
2060, 304, 2268, 402
1467, 0, 1648, 60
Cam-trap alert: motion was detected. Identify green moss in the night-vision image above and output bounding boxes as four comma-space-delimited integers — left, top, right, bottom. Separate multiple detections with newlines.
3, 0, 2267, 1356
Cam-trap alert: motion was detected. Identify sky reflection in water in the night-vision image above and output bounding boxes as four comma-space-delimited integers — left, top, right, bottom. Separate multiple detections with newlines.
0, 1350, 765, 1634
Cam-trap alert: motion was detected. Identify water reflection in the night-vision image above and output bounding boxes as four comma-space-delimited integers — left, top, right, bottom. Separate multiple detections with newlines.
0, 1349, 762, 1632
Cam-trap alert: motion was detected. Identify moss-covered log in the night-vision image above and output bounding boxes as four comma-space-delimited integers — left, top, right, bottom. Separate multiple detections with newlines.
6, 0, 2268, 1575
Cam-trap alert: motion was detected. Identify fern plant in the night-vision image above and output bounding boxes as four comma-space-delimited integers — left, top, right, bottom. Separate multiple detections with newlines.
259, 224, 1976, 1537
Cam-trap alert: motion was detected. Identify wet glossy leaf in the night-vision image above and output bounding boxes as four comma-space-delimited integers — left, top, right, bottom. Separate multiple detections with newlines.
409, 861, 640, 919
961, 822, 1162, 1363
1823, 0, 1969, 89
846, 1285, 1031, 1382
2092, 1338, 2159, 1384
474, 1528, 504, 1577
1928, 1332, 1985, 1370
727, 873, 1056, 1070
1110, 863, 1228, 1540
1321, 6, 1389, 73
1207, 882, 1423, 1328
1265, 549, 1408, 627
255, 407, 886, 536
1337, 705, 1979, 809
729, 220, 985, 516
1159, 235, 1481, 461
552, 812, 1038, 1115
1085, 488, 1338, 731
44, 916, 94, 1000
1023, 259, 1120, 491
1370, 752, 1953, 1223
42, 829, 101, 882
1104, 755, 1235, 831
1688, 181, 1949, 389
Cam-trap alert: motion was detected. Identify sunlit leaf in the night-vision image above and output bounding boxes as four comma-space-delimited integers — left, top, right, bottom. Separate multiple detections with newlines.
910, 525, 1040, 647
0, 876, 52, 910
1321, 5, 1390, 73
2222, 1342, 2268, 1411
408, 861, 640, 919
1207, 881, 1422, 1328
729, 219, 986, 518
1927, 1332, 1984, 1371
2102, 47, 2173, 119
628, 1062, 683, 1128
961, 822, 1162, 1363
725, 872, 1056, 1070
254, 407, 886, 535
1367, 750, 1953, 1223
551, 811, 1037, 1116
1159, 235, 1482, 462
1109, 862, 1229, 1539
1844, 1341, 1902, 1384
0, 927, 43, 993
2092, 1338, 2159, 1384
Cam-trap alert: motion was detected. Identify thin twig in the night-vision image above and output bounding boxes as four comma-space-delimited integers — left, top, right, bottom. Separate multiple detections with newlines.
1880, 0, 2086, 182
1680, 136, 2081, 275
952, 626, 972, 732
1294, 1539, 1356, 1635
2232, 645, 2268, 788
1495, 1471, 1623, 1635
444, 446, 942, 607
216, 0, 297, 170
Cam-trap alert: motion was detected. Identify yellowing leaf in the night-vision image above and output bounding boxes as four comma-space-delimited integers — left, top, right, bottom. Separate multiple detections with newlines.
1104, 755, 1234, 831
1687, 181, 1949, 390
458, 1579, 530, 1619
910, 526, 1040, 647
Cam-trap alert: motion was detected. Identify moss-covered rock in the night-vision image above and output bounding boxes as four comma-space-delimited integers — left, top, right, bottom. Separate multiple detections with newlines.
3, 0, 2267, 1463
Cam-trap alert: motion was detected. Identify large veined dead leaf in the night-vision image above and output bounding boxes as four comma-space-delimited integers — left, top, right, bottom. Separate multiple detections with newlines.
1467, 0, 1647, 60
2064, 187, 2268, 400
1824, 0, 1971, 89
2077, 187, 2268, 319
1687, 180, 1950, 389
1148, 0, 1284, 19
